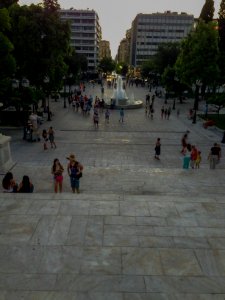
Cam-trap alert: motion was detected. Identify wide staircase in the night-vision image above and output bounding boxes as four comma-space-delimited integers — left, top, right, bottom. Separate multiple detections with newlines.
1, 166, 225, 299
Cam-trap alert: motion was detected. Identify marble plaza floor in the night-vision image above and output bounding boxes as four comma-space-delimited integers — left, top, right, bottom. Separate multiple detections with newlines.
0, 82, 225, 299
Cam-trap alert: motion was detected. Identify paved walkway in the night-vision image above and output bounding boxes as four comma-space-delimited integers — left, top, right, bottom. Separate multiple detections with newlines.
0, 82, 225, 299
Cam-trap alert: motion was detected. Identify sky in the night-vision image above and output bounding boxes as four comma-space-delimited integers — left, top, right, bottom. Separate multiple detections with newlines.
19, 0, 221, 58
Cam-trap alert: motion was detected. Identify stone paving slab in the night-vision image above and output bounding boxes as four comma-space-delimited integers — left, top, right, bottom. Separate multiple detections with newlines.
1, 83, 225, 298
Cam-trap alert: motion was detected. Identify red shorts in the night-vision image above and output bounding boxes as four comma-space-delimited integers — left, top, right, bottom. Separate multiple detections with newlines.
55, 175, 63, 183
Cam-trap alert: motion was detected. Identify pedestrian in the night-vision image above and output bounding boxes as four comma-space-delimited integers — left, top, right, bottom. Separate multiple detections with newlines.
183, 143, 191, 169
119, 108, 125, 123
17, 175, 34, 193
68, 159, 82, 193
190, 145, 198, 169
161, 106, 164, 119
72, 98, 76, 111
208, 143, 221, 169
93, 111, 99, 129
195, 151, 202, 168
151, 95, 155, 106
105, 109, 110, 123
48, 126, 56, 149
177, 109, 180, 117
181, 131, 190, 155
42, 129, 48, 150
145, 93, 150, 105
167, 107, 171, 120
221, 131, 225, 143
145, 104, 148, 116
164, 108, 168, 119
154, 138, 161, 160
2, 172, 18, 193
149, 104, 154, 120
51, 158, 64, 193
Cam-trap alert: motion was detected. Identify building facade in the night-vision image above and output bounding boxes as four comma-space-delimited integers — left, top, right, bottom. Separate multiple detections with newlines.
117, 29, 131, 64
130, 11, 194, 67
99, 40, 111, 60
60, 9, 102, 73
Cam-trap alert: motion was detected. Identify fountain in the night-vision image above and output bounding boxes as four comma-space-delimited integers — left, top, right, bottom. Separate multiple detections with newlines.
107, 75, 143, 109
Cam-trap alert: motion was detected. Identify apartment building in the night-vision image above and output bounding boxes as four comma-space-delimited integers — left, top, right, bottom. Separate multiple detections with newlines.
117, 29, 131, 64
130, 11, 194, 67
99, 40, 111, 60
60, 9, 102, 73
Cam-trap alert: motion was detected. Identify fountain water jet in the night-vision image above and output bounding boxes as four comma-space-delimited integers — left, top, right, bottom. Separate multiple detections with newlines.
108, 75, 143, 109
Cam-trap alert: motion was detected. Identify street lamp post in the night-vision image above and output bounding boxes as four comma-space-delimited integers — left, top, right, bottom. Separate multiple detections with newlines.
173, 76, 179, 110
173, 98, 176, 110
192, 80, 202, 124
63, 76, 66, 108
12, 78, 30, 138
44, 76, 51, 121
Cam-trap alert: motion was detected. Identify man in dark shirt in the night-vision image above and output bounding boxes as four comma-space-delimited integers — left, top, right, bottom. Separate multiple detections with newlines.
209, 143, 221, 169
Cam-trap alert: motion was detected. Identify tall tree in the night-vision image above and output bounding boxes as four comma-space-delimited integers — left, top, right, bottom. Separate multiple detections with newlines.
98, 57, 116, 74
0, 0, 18, 9
42, 0, 60, 13
9, 2, 71, 90
218, 0, 225, 51
199, 0, 215, 23
154, 42, 181, 75
175, 21, 219, 111
0, 8, 16, 104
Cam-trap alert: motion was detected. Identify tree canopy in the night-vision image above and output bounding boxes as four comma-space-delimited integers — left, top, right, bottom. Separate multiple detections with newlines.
98, 57, 116, 74
199, 0, 215, 23
218, 0, 225, 52
0, 8, 16, 100
175, 21, 219, 87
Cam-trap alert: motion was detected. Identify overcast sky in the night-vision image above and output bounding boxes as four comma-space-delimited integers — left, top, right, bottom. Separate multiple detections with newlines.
19, 0, 221, 58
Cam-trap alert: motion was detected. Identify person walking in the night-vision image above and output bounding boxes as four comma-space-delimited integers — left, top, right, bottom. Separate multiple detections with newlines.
51, 158, 64, 193
42, 129, 48, 150
154, 138, 161, 160
181, 131, 190, 155
48, 126, 56, 149
145, 93, 150, 105
119, 108, 125, 123
93, 111, 99, 129
195, 151, 202, 168
208, 143, 221, 169
105, 109, 110, 124
161, 106, 164, 119
68, 159, 82, 193
190, 145, 198, 169
167, 107, 171, 120
183, 144, 192, 169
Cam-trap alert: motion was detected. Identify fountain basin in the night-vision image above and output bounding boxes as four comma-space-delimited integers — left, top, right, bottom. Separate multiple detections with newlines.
105, 99, 143, 109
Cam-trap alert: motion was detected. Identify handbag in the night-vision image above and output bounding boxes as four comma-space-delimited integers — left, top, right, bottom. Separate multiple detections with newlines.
76, 172, 82, 179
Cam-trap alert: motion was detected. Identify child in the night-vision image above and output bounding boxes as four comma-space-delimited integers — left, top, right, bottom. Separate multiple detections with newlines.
195, 151, 202, 168
51, 158, 64, 193
93, 112, 99, 129
105, 109, 110, 123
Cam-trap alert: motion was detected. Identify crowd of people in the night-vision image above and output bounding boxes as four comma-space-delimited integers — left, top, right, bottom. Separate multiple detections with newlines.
180, 130, 221, 170
2, 153, 83, 194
